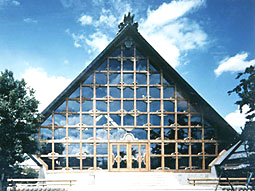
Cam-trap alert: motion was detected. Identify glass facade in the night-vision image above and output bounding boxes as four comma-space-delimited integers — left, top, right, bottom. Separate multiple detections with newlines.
39, 45, 218, 171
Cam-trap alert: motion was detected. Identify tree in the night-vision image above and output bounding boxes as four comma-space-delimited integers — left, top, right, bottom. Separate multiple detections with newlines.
0, 70, 41, 190
228, 65, 255, 174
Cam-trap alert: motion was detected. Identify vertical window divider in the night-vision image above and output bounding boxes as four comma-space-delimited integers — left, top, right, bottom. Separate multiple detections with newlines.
93, 72, 96, 169
52, 112, 55, 170
120, 46, 124, 127
80, 83, 82, 170
174, 86, 178, 169
160, 71, 164, 170
146, 57, 150, 170
66, 98, 69, 169
202, 113, 205, 170
107, 57, 110, 170
134, 46, 137, 127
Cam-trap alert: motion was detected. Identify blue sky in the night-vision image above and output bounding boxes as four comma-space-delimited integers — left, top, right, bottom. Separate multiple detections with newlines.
0, 0, 254, 132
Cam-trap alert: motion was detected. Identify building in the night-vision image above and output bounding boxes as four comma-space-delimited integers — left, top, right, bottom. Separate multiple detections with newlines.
35, 13, 239, 190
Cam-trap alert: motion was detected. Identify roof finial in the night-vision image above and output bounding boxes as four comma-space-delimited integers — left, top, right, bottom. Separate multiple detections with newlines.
118, 12, 138, 32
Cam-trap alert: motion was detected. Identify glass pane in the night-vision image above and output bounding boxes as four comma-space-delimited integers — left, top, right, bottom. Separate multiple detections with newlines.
54, 114, 66, 126
176, 91, 184, 99
97, 60, 107, 71
110, 101, 121, 112
110, 87, 120, 98
137, 101, 147, 112
123, 101, 134, 112
164, 114, 175, 126
82, 115, 93, 126
55, 157, 66, 170
82, 100, 93, 112
123, 115, 134, 126
150, 115, 161, 126
177, 114, 188, 126
131, 128, 147, 139
55, 143, 65, 155
82, 157, 94, 170
41, 157, 52, 170
109, 59, 120, 71
149, 64, 157, 72
177, 101, 188, 112
191, 143, 202, 154
150, 157, 161, 169
40, 143, 52, 154
204, 127, 216, 140
68, 101, 80, 112
163, 76, 171, 85
123, 47, 134, 57
150, 143, 161, 155
178, 157, 189, 169
109, 73, 121, 84
205, 157, 215, 169
68, 128, 80, 140
82, 144, 94, 155
165, 157, 175, 169
163, 87, 174, 98
82, 87, 93, 98
150, 87, 160, 98
150, 101, 160, 112
96, 101, 107, 112
109, 115, 121, 126
83, 74, 93, 84
123, 59, 133, 70
54, 128, 66, 140
136, 73, 146, 84
41, 115, 52, 126
96, 128, 108, 140
96, 73, 107, 84
205, 143, 216, 154
68, 143, 80, 155
110, 47, 120, 57
164, 143, 175, 154
191, 115, 202, 126
123, 87, 133, 98
192, 157, 202, 169
55, 102, 67, 113
68, 114, 80, 126
69, 88, 80, 98
136, 115, 147, 126
177, 128, 189, 139
136, 87, 147, 98
150, 73, 160, 84
40, 128, 52, 140
178, 143, 189, 154
96, 60, 107, 71
123, 73, 133, 84
150, 128, 161, 140
141, 145, 146, 168
96, 143, 108, 155
164, 101, 174, 112
69, 157, 80, 169
131, 145, 139, 168
191, 128, 202, 140
120, 145, 127, 168
96, 87, 107, 98
82, 128, 93, 139
97, 157, 108, 169
110, 128, 126, 140
136, 59, 146, 71
164, 128, 175, 140
96, 115, 107, 126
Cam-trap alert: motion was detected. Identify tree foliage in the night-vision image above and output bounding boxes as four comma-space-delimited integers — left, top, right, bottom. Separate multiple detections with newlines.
0, 70, 41, 190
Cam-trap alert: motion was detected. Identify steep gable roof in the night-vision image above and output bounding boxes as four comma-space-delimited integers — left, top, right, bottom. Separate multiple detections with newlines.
41, 23, 238, 145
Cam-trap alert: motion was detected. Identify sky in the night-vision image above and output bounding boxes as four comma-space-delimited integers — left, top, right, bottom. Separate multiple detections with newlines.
0, 0, 254, 133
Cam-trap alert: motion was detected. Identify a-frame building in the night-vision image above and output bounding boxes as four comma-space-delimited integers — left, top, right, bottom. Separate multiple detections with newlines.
38, 13, 237, 174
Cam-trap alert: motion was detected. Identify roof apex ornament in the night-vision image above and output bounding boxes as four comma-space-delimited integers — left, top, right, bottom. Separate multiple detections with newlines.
118, 12, 138, 33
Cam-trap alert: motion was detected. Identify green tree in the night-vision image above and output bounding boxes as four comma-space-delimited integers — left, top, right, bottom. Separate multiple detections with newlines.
0, 70, 41, 190
228, 65, 255, 173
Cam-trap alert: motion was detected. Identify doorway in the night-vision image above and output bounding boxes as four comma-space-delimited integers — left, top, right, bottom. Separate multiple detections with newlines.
109, 143, 149, 171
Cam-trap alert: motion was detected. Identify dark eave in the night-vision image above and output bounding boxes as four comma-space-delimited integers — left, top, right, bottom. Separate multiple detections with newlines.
41, 24, 238, 142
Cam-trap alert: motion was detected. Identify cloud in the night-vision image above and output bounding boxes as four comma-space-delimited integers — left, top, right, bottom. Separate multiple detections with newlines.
214, 52, 255, 77
22, 67, 72, 112
225, 105, 250, 134
85, 31, 109, 53
78, 15, 93, 25
0, 0, 20, 6
140, 0, 207, 68
24, 18, 38, 24
12, 0, 19, 6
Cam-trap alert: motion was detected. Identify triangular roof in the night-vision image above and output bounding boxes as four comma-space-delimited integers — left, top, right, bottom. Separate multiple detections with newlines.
41, 22, 238, 145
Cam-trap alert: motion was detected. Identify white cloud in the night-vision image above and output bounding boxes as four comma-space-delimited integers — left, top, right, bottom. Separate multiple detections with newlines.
22, 67, 72, 112
85, 31, 109, 52
78, 15, 93, 25
225, 105, 250, 134
24, 18, 38, 24
214, 52, 255, 77
140, 0, 207, 68
12, 0, 19, 6
0, 0, 20, 6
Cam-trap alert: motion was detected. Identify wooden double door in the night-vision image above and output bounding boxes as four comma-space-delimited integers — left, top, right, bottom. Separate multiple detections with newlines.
109, 143, 149, 171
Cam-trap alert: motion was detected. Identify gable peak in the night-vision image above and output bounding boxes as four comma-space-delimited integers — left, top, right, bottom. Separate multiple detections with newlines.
118, 12, 138, 33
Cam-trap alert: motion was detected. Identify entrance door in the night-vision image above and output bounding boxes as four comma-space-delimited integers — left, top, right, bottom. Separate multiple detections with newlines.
109, 143, 148, 171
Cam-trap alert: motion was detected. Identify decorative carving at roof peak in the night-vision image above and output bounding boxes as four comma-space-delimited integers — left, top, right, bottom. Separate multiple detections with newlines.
118, 12, 138, 33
